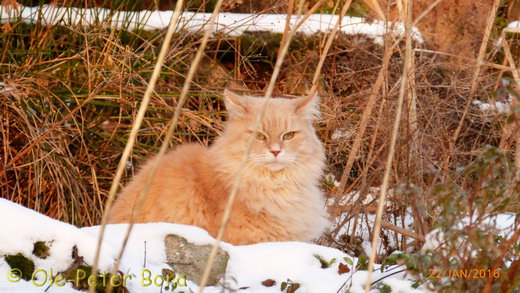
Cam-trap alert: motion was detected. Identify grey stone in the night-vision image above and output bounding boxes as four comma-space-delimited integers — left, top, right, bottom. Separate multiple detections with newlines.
164, 234, 229, 286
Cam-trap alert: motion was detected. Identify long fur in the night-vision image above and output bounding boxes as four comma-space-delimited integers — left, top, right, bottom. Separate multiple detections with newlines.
108, 91, 330, 245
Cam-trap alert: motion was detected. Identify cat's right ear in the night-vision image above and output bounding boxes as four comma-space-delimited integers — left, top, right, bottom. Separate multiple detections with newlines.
223, 89, 248, 118
294, 93, 320, 120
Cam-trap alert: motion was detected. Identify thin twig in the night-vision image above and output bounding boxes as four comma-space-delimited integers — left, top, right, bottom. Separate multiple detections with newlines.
381, 220, 425, 241
1, 94, 97, 175
89, 1, 186, 292
371, 269, 407, 285
333, 0, 447, 201
104, 0, 231, 291
310, 0, 353, 94
481, 227, 520, 293
499, 31, 520, 168
364, 0, 387, 21
442, 0, 500, 174
143, 241, 147, 267
414, 48, 511, 70
279, 0, 296, 51
336, 43, 395, 197
364, 0, 414, 291
197, 1, 340, 291
413, 0, 443, 26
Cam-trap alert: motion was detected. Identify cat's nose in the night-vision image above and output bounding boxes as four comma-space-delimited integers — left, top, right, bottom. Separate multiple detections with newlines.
270, 150, 281, 157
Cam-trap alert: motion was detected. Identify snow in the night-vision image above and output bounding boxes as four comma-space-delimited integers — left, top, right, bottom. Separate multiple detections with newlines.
0, 198, 426, 292
329, 187, 419, 256
0, 82, 15, 94
423, 212, 517, 251
331, 129, 353, 140
225, 242, 352, 292
472, 99, 511, 114
506, 20, 520, 33
0, 5, 424, 43
81, 223, 223, 293
0, 198, 115, 273
496, 21, 520, 47
332, 186, 517, 258
472, 78, 517, 115
324, 173, 340, 187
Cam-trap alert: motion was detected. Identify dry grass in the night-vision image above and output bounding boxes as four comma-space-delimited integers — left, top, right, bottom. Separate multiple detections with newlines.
0, 9, 513, 233
1, 0, 519, 291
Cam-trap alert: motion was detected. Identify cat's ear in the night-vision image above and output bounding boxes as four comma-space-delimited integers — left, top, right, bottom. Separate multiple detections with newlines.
294, 93, 320, 120
224, 89, 248, 118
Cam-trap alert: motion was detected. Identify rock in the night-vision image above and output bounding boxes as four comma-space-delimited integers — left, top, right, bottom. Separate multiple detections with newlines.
164, 234, 229, 286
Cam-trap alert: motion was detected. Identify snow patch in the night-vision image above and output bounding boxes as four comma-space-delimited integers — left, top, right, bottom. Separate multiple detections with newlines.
423, 212, 516, 251
506, 20, 520, 32
472, 99, 511, 114
0, 198, 426, 292
0, 82, 15, 94
331, 129, 353, 140
0, 5, 424, 43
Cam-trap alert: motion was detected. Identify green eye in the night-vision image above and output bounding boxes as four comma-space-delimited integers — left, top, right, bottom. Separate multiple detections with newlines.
255, 132, 267, 140
283, 131, 296, 140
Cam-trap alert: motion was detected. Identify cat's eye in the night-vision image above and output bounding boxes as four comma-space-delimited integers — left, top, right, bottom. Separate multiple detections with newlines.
283, 131, 296, 140
255, 132, 267, 140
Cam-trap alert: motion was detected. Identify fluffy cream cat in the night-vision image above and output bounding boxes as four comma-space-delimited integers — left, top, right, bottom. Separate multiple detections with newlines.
108, 89, 330, 245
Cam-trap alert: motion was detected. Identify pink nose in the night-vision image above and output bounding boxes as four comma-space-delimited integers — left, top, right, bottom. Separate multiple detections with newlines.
270, 150, 281, 157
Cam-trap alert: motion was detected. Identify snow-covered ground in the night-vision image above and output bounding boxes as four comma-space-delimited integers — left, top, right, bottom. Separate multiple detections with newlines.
0, 198, 425, 293
472, 78, 518, 115
505, 20, 520, 32
472, 98, 511, 114
423, 212, 517, 252
328, 186, 517, 265
328, 187, 416, 253
0, 4, 423, 44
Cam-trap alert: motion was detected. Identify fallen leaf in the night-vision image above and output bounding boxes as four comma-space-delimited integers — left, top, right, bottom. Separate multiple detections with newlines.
287, 283, 300, 293
338, 263, 350, 275
162, 268, 175, 279
281, 281, 287, 291
261, 279, 276, 287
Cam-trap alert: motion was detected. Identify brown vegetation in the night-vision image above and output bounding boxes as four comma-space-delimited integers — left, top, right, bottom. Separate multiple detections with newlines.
1, 0, 519, 291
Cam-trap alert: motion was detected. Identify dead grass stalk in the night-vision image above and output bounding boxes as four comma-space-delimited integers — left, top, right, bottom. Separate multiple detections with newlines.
89, 1, 187, 292
364, 0, 414, 290
442, 0, 500, 174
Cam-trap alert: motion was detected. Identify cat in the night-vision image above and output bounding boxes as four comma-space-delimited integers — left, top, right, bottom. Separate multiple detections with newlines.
108, 89, 330, 245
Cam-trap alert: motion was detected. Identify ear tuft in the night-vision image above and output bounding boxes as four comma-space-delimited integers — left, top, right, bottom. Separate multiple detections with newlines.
294, 94, 320, 120
223, 89, 248, 118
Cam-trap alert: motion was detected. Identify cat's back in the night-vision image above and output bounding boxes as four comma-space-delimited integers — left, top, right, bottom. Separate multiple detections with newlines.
108, 143, 223, 224
161, 143, 213, 175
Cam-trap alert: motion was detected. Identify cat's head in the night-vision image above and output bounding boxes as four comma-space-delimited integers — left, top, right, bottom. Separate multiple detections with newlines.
215, 89, 324, 172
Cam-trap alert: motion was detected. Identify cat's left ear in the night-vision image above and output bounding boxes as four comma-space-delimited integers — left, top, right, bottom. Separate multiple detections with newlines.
294, 93, 320, 120
223, 89, 249, 118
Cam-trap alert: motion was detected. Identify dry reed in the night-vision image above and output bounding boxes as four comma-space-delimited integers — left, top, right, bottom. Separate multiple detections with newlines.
89, 2, 187, 292
364, 0, 414, 290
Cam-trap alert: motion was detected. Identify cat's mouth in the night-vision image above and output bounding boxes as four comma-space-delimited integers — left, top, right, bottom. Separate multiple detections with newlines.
263, 160, 288, 171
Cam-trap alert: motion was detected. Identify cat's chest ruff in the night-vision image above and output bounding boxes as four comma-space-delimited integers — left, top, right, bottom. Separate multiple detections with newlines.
238, 176, 316, 214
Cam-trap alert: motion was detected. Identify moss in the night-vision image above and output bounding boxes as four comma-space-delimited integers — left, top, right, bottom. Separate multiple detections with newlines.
313, 254, 330, 269
32, 241, 50, 259
5, 253, 35, 281
347, 0, 372, 17
61, 264, 127, 292
239, 32, 283, 62
61, 265, 102, 291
